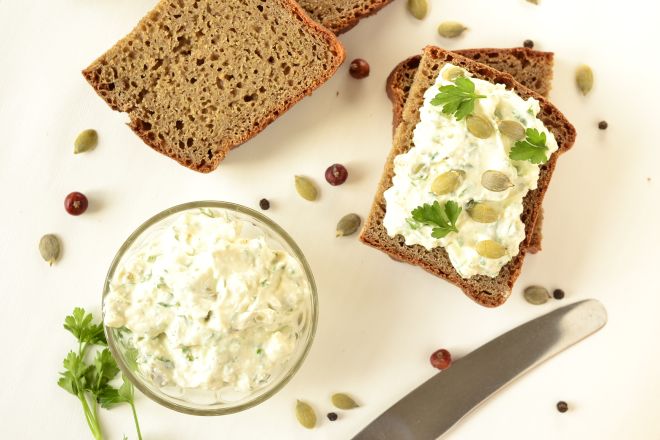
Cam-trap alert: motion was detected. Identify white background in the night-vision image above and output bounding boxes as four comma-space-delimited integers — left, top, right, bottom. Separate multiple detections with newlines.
1, 0, 659, 438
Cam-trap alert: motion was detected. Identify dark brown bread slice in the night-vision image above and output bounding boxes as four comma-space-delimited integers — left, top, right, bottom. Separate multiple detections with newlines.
83, 0, 345, 173
360, 46, 577, 307
387, 47, 554, 254
297, 0, 394, 34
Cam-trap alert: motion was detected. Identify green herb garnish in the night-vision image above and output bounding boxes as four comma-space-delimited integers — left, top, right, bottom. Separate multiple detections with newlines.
58, 308, 142, 440
410, 200, 462, 238
431, 77, 486, 120
509, 128, 549, 164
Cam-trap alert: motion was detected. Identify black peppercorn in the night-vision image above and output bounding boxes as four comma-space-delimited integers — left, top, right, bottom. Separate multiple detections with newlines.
259, 198, 270, 210
327, 412, 338, 421
598, 121, 608, 130
556, 401, 569, 413
553, 289, 565, 300
523, 39, 534, 48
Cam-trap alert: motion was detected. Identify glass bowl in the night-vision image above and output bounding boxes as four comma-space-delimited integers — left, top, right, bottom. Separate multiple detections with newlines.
102, 201, 318, 415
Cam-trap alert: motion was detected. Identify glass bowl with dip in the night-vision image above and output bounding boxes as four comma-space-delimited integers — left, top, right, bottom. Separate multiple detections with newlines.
102, 201, 317, 415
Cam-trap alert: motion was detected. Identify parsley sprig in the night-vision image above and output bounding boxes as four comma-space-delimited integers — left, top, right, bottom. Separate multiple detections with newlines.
431, 77, 486, 120
58, 308, 142, 440
509, 128, 549, 164
411, 200, 462, 238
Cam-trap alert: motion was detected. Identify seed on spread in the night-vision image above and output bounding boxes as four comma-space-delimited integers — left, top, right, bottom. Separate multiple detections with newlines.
481, 170, 514, 192
325, 163, 348, 186
349, 59, 370, 79
259, 198, 270, 210
431, 170, 464, 195
475, 240, 507, 259
442, 66, 465, 81
430, 349, 452, 370
466, 115, 494, 139
467, 201, 501, 223
556, 401, 569, 413
498, 120, 526, 140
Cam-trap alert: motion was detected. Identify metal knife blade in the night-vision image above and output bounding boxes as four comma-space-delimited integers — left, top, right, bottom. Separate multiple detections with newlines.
352, 299, 607, 440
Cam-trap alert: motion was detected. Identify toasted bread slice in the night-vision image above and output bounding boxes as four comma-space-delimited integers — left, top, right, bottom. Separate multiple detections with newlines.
387, 47, 554, 253
83, 0, 345, 172
360, 46, 576, 307
297, 0, 394, 34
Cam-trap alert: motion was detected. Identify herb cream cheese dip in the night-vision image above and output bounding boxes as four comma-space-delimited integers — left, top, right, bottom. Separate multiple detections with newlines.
104, 208, 312, 393
383, 64, 558, 278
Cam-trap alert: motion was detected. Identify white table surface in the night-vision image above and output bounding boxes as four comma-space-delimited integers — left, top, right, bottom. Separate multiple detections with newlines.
2, 0, 659, 438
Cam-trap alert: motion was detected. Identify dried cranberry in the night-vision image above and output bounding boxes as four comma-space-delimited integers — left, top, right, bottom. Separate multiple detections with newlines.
325, 164, 348, 186
430, 349, 452, 370
349, 59, 370, 79
64, 192, 88, 216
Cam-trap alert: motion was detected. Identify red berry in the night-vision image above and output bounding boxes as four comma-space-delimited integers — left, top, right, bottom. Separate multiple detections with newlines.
64, 192, 88, 216
430, 349, 452, 370
325, 164, 348, 186
349, 59, 370, 79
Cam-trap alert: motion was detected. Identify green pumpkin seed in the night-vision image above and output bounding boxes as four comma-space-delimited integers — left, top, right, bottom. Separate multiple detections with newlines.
295, 176, 318, 201
442, 66, 465, 81
295, 400, 316, 429
498, 120, 526, 140
407, 0, 428, 20
437, 21, 467, 38
74, 129, 98, 154
431, 170, 464, 195
466, 115, 493, 139
336, 213, 361, 237
575, 64, 594, 96
475, 240, 507, 259
526, 0, 539, 4
481, 170, 514, 192
39, 234, 61, 265
523, 285, 550, 305
467, 201, 500, 223
332, 393, 359, 410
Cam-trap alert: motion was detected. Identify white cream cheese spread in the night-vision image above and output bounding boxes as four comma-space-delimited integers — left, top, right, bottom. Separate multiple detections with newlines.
104, 208, 311, 393
383, 64, 558, 278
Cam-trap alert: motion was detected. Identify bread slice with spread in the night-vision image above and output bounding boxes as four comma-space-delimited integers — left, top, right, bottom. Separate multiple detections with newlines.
83, 0, 345, 172
387, 48, 556, 254
360, 46, 576, 307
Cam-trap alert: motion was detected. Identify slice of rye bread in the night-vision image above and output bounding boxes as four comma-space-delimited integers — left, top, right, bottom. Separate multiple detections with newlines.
297, 0, 394, 34
387, 47, 554, 253
360, 46, 576, 307
83, 0, 345, 173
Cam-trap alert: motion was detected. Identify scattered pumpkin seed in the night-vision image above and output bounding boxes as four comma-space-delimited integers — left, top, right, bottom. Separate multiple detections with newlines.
498, 120, 526, 140
526, 0, 539, 4
39, 234, 61, 265
442, 66, 465, 81
295, 176, 318, 201
475, 240, 507, 259
575, 64, 594, 96
74, 129, 98, 154
406, 0, 428, 20
481, 170, 514, 192
336, 213, 361, 237
523, 285, 550, 305
466, 115, 494, 139
431, 170, 464, 195
332, 393, 359, 410
467, 201, 501, 223
437, 21, 467, 38
295, 400, 316, 429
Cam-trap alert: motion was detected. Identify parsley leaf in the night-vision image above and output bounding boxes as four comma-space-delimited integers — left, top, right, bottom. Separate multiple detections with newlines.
411, 200, 462, 238
63, 307, 106, 346
430, 77, 486, 120
509, 128, 549, 164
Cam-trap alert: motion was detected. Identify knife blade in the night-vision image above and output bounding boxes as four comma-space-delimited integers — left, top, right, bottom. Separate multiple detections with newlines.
352, 299, 607, 440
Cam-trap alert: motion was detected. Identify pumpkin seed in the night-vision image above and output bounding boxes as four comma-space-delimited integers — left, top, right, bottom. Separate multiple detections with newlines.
526, 0, 539, 4
523, 285, 550, 305
467, 201, 500, 223
74, 129, 98, 154
431, 170, 464, 195
442, 66, 465, 81
295, 400, 316, 429
39, 234, 61, 265
406, 0, 428, 20
437, 21, 467, 38
336, 213, 361, 237
475, 240, 507, 259
498, 120, 526, 140
466, 115, 493, 139
332, 393, 359, 410
575, 64, 594, 96
481, 170, 514, 192
295, 176, 318, 201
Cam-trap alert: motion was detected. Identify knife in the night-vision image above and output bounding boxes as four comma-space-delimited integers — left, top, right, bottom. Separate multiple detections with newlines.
353, 299, 607, 440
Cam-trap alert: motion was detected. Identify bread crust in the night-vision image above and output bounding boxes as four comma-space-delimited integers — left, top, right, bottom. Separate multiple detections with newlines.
360, 46, 576, 307
298, 0, 395, 34
82, 0, 345, 173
